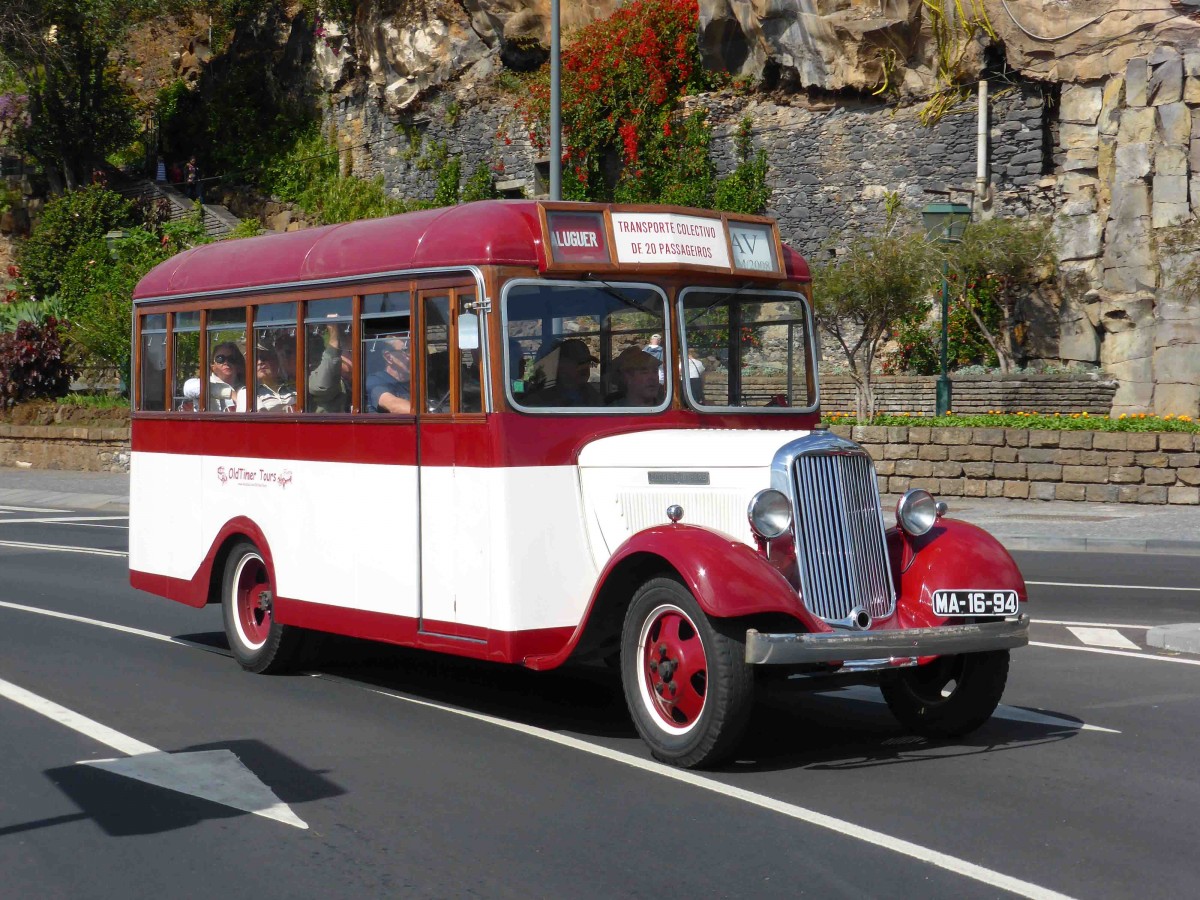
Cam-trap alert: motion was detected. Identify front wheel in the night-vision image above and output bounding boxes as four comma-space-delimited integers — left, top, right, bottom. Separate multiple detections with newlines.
880, 650, 1010, 738
620, 578, 754, 768
221, 539, 309, 674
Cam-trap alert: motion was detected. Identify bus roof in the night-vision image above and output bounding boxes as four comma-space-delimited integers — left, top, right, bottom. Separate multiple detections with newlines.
132, 200, 811, 303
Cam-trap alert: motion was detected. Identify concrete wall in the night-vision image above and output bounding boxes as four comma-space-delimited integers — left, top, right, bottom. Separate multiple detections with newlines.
818, 374, 1118, 416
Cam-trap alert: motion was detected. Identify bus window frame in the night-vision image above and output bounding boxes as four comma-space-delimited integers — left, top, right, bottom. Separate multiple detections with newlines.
677, 285, 820, 415
500, 277, 671, 416
131, 267, 491, 421
135, 312, 168, 412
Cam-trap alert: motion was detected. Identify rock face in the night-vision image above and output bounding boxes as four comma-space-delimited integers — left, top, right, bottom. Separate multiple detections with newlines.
318, 0, 1200, 415
317, 0, 623, 109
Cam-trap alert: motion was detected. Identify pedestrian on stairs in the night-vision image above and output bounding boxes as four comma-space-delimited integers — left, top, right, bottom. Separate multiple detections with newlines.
185, 156, 203, 203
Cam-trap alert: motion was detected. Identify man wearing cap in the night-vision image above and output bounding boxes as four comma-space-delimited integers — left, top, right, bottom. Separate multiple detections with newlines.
525, 338, 602, 407
366, 332, 412, 414
610, 347, 664, 407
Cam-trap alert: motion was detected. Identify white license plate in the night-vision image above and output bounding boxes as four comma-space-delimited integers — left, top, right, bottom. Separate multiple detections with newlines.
932, 590, 1019, 617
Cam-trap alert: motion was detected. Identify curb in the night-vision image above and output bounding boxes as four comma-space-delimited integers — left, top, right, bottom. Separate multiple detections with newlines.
995, 535, 1200, 556
1148, 624, 1200, 654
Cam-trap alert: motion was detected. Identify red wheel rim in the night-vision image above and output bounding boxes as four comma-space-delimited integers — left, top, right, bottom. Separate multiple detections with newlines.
639, 604, 708, 733
233, 554, 272, 649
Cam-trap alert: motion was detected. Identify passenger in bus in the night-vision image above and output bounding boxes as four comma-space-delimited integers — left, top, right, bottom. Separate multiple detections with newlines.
307, 325, 350, 413
524, 338, 602, 407
366, 333, 412, 414
608, 347, 664, 407
182, 341, 244, 412
237, 341, 297, 412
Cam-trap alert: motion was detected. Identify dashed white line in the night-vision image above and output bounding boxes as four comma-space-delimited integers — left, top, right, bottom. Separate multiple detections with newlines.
0, 539, 126, 557
1027, 580, 1200, 593
0, 601, 228, 655
1033, 619, 1151, 630
1031, 641, 1200, 666
0, 515, 128, 525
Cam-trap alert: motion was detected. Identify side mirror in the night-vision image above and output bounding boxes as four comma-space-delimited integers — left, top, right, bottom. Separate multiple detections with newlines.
458, 313, 479, 351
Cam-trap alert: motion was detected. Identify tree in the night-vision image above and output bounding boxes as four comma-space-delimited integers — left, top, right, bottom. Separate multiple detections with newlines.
948, 218, 1055, 374
813, 214, 940, 421
0, 1, 200, 190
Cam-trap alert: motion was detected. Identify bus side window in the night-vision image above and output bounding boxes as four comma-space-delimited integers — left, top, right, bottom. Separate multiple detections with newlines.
172, 312, 201, 411
139, 314, 167, 411
304, 297, 352, 413
207, 307, 247, 413
362, 321, 412, 414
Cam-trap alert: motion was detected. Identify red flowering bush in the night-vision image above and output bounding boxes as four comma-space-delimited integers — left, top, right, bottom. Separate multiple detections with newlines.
0, 317, 78, 408
515, 0, 716, 200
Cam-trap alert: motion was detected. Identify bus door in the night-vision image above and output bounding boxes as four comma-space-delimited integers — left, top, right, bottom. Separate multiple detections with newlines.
417, 286, 491, 640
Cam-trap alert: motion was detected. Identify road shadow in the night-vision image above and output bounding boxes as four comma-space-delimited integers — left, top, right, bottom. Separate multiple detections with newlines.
174, 630, 1089, 773
42, 739, 342, 837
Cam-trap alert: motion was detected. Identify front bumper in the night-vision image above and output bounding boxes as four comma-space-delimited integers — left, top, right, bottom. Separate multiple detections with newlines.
744, 614, 1029, 666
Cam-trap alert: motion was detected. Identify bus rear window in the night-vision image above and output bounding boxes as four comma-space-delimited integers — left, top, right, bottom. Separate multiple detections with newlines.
503, 280, 667, 412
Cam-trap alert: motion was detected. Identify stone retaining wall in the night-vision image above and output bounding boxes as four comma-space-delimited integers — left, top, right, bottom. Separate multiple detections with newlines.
831, 424, 1200, 505
819, 374, 1119, 416
0, 425, 130, 473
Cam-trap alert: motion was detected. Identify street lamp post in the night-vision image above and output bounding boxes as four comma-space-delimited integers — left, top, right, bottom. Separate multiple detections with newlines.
549, 0, 561, 200
920, 201, 972, 417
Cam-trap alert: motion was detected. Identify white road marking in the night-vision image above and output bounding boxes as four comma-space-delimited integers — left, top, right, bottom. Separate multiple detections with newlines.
1031, 641, 1200, 666
0, 676, 305, 829
1034, 619, 1151, 630
820, 685, 1119, 733
0, 539, 126, 557
0, 601, 230, 656
0, 515, 128, 525
85, 751, 307, 828
0, 504, 69, 513
1067, 627, 1141, 651
2, 598, 1076, 897
362, 684, 1075, 900
1027, 580, 1200, 593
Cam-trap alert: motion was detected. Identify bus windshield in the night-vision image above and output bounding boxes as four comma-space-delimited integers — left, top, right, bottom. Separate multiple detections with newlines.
680, 287, 815, 411
504, 280, 669, 412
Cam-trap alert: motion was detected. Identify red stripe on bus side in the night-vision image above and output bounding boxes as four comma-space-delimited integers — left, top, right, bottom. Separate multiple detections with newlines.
131, 410, 818, 467
276, 597, 576, 665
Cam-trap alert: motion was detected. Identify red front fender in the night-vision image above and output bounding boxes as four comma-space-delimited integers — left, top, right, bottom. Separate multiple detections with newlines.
606, 524, 817, 622
522, 524, 819, 671
889, 517, 1028, 630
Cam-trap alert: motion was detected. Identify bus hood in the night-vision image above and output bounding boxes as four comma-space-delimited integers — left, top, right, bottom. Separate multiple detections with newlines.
577, 428, 813, 561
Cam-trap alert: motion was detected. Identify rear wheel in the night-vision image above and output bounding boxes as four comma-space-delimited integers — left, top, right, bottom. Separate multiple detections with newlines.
620, 578, 754, 768
221, 540, 309, 674
880, 650, 1009, 737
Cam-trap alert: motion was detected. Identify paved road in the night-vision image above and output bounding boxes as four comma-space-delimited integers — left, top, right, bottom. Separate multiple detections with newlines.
2, 505, 1199, 898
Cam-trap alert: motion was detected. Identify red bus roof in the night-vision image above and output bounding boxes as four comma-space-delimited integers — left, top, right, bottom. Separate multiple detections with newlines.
133, 200, 810, 302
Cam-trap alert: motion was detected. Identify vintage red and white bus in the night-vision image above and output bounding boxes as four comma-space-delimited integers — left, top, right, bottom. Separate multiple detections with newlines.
130, 200, 1028, 768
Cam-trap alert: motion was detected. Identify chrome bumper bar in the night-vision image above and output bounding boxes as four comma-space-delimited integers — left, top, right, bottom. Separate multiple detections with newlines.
744, 615, 1029, 666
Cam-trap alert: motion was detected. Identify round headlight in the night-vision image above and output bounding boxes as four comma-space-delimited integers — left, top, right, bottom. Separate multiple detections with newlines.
896, 488, 939, 537
748, 489, 792, 540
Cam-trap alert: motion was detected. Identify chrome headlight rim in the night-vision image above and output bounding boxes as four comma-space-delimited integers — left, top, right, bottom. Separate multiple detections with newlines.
748, 488, 792, 540
896, 488, 939, 537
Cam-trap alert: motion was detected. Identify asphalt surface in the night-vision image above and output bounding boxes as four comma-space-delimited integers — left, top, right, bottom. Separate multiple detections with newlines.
1, 485, 1199, 898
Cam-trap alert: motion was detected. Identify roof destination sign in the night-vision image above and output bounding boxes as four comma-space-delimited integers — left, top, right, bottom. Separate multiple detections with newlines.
611, 212, 732, 268
545, 210, 611, 265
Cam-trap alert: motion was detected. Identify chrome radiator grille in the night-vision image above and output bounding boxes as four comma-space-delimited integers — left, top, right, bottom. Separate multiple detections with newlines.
793, 452, 895, 624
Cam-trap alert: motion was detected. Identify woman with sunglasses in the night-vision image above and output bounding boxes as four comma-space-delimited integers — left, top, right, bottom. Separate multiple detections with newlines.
182, 341, 245, 411
236, 340, 297, 413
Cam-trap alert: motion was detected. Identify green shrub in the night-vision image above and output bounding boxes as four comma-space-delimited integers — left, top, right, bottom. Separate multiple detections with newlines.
16, 186, 134, 300
460, 162, 501, 202
826, 411, 1199, 433
0, 296, 70, 332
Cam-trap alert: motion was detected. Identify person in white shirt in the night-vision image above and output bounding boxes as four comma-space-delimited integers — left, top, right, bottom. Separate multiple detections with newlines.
182, 342, 244, 411
686, 347, 706, 402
